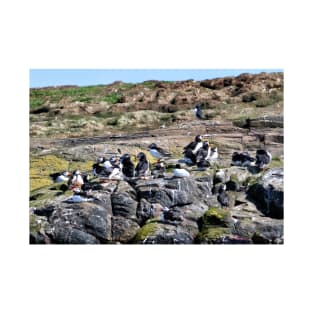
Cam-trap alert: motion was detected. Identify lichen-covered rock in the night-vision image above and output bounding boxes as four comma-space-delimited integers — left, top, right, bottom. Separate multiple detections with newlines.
53, 225, 100, 244
48, 201, 112, 243
29, 213, 51, 244
247, 167, 283, 218
133, 221, 197, 244
230, 201, 283, 243
112, 216, 140, 243
111, 181, 138, 219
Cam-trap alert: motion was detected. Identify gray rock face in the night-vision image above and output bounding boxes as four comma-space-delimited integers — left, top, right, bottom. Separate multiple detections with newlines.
111, 181, 138, 219
30, 171, 284, 244
111, 216, 140, 243
247, 167, 283, 219
48, 200, 112, 243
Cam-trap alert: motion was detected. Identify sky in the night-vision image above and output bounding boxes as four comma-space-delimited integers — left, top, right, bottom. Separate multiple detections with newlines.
29, 69, 283, 88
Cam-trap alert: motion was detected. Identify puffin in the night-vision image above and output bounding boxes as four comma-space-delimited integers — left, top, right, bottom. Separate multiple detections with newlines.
255, 149, 272, 170
231, 152, 255, 167
194, 104, 204, 119
50, 171, 70, 183
217, 184, 230, 207
120, 153, 135, 178
65, 188, 93, 203
135, 152, 150, 177
148, 143, 171, 161
208, 147, 218, 160
173, 164, 190, 178
151, 160, 165, 178
183, 135, 203, 165
196, 141, 211, 168
68, 170, 85, 189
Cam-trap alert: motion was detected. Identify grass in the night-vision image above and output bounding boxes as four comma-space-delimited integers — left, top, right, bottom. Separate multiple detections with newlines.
30, 85, 106, 109
30, 155, 94, 192
102, 92, 123, 104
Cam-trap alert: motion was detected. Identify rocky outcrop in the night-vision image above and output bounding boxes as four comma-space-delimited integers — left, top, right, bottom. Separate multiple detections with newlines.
247, 167, 284, 219
30, 166, 284, 244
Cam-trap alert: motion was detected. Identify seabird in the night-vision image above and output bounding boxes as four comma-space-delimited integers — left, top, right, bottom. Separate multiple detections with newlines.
135, 152, 150, 177
208, 147, 218, 160
255, 149, 272, 170
194, 104, 204, 119
173, 164, 190, 178
217, 184, 230, 207
183, 135, 203, 165
120, 153, 135, 178
69, 170, 85, 188
148, 143, 171, 161
65, 188, 93, 203
231, 151, 255, 167
50, 171, 70, 183
196, 141, 211, 168
151, 160, 165, 178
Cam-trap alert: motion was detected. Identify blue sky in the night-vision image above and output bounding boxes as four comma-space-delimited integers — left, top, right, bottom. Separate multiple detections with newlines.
29, 69, 283, 88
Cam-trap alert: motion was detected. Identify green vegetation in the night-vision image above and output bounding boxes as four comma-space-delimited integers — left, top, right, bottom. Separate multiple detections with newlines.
102, 92, 123, 104
142, 81, 156, 88
30, 154, 93, 191
133, 221, 158, 242
30, 85, 106, 108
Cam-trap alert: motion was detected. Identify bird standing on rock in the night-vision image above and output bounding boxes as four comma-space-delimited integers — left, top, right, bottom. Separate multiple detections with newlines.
255, 149, 272, 171
183, 135, 203, 165
148, 143, 171, 161
135, 152, 150, 177
173, 164, 190, 178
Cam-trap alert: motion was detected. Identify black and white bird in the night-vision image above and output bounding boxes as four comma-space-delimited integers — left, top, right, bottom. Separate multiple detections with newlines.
135, 152, 150, 177
217, 184, 230, 207
208, 147, 218, 160
148, 143, 171, 161
173, 164, 190, 177
231, 152, 255, 167
255, 149, 272, 170
120, 153, 135, 178
196, 141, 211, 168
183, 135, 203, 165
49, 171, 70, 183
65, 188, 93, 203
194, 104, 204, 119
151, 160, 165, 178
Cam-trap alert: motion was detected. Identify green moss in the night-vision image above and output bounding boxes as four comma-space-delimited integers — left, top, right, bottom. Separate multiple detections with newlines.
133, 222, 158, 242
30, 214, 42, 233
196, 226, 231, 243
30, 155, 94, 192
200, 207, 232, 228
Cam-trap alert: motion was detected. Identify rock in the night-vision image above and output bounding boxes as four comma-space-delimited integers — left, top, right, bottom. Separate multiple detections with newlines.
53, 225, 100, 244
29, 214, 51, 244
136, 198, 155, 225
133, 221, 197, 244
111, 181, 138, 219
48, 201, 113, 243
247, 167, 283, 218
112, 216, 140, 243
230, 200, 283, 243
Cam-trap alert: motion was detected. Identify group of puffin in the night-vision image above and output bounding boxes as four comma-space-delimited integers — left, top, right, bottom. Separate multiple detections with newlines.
183, 135, 218, 168
49, 114, 272, 205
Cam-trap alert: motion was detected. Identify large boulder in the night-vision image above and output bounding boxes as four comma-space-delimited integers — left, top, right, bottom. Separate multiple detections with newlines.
111, 181, 138, 220
133, 221, 198, 244
47, 198, 113, 243
230, 200, 284, 243
247, 167, 283, 218
111, 216, 140, 243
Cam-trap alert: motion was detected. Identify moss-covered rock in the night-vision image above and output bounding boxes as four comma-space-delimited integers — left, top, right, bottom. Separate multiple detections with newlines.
133, 221, 159, 242
196, 226, 232, 243
199, 207, 234, 228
